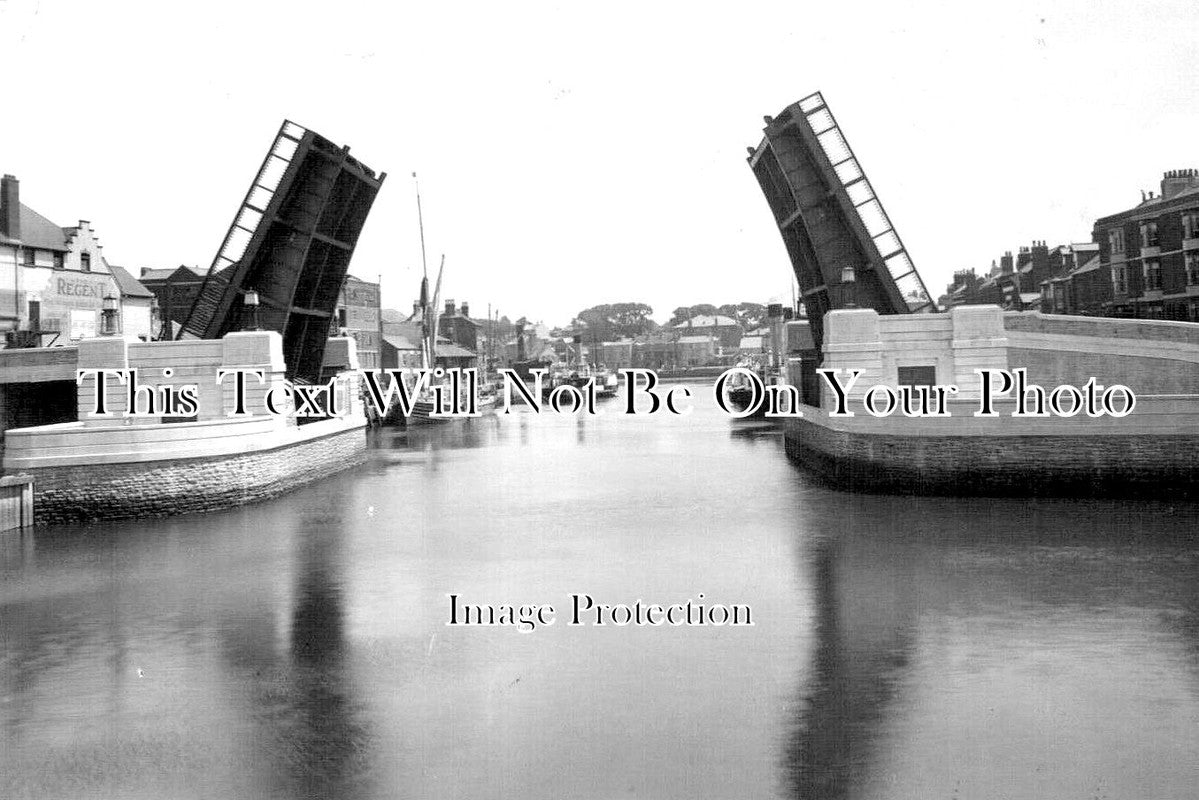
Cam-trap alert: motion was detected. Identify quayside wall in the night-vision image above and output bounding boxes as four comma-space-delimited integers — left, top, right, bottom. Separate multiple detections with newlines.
783, 306, 1199, 497
2, 331, 367, 523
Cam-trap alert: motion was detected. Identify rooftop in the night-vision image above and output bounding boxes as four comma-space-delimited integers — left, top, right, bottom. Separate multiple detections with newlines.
382, 333, 421, 351
435, 341, 476, 358
674, 314, 739, 329
108, 265, 155, 298
0, 203, 72, 252
140, 265, 203, 282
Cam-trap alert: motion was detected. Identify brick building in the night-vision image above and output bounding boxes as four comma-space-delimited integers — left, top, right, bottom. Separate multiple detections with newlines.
438, 299, 479, 354
331, 274, 381, 368
1094, 169, 1199, 320
140, 265, 206, 339
1038, 243, 1106, 316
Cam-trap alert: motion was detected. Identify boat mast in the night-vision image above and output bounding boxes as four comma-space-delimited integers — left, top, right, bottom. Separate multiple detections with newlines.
414, 172, 430, 370
414, 172, 429, 284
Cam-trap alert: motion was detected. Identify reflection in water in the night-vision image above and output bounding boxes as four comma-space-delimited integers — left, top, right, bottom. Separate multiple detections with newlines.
785, 535, 915, 800
1, 392, 1197, 799
219, 505, 374, 800
783, 494, 1199, 800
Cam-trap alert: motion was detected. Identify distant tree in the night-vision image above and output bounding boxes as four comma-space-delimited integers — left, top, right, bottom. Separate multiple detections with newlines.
573, 302, 656, 341
667, 304, 720, 326
718, 302, 768, 331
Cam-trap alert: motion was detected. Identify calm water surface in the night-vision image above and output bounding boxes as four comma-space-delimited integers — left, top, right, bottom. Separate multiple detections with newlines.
2, 385, 1198, 799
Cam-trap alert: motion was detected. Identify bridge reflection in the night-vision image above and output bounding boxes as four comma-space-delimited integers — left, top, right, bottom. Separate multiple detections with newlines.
780, 493, 1199, 799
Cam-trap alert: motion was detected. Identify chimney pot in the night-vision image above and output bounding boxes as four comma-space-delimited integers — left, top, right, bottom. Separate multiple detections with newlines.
1161, 167, 1199, 200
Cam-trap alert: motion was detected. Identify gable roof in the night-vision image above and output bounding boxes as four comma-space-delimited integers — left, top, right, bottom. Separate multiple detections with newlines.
1071, 254, 1104, 275
382, 333, 421, 351
108, 264, 155, 298
140, 265, 203, 282
435, 341, 476, 358
0, 203, 70, 251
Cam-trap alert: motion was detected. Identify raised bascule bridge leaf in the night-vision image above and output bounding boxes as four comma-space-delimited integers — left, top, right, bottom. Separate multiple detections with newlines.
178, 121, 386, 383
748, 91, 936, 352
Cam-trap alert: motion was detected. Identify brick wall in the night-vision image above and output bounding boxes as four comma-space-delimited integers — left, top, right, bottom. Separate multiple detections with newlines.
26, 424, 367, 525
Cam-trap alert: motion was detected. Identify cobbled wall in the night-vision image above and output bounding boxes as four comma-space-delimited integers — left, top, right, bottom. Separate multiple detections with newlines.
27, 425, 366, 524
784, 416, 1199, 498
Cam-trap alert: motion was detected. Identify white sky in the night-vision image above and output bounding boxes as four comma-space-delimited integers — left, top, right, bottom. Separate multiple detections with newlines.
2, 0, 1197, 327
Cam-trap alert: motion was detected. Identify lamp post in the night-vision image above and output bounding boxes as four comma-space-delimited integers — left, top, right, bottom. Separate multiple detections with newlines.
838, 265, 858, 309
101, 293, 120, 336
149, 295, 160, 341
243, 289, 261, 331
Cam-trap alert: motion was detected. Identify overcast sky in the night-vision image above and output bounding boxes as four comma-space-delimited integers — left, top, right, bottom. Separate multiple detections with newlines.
2, 0, 1196, 326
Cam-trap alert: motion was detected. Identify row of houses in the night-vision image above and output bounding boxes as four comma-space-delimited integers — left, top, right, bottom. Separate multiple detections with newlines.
942, 169, 1199, 321
565, 311, 796, 371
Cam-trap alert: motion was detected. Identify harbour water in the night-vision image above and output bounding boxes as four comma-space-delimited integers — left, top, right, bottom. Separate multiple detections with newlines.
2, 385, 1198, 799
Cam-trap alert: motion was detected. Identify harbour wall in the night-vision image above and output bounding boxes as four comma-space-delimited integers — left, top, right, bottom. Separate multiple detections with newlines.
783, 396, 1199, 497
3, 331, 368, 523
23, 420, 365, 524
785, 306, 1199, 496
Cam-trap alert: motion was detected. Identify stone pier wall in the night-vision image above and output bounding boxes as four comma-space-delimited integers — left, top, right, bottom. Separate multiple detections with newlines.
783, 399, 1199, 498
27, 422, 366, 525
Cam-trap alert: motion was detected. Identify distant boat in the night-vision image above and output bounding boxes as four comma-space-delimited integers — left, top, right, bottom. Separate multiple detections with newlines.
595, 366, 619, 399
725, 361, 772, 420
555, 363, 618, 399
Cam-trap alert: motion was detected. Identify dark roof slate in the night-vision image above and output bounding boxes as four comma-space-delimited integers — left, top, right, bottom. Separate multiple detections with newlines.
108, 264, 155, 298
0, 203, 70, 251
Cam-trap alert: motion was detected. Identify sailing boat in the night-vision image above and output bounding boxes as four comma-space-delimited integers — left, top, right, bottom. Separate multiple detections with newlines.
387, 173, 492, 425
402, 254, 453, 425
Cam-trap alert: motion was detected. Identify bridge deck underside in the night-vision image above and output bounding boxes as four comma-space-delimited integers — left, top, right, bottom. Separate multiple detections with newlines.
181, 123, 384, 383
749, 93, 934, 351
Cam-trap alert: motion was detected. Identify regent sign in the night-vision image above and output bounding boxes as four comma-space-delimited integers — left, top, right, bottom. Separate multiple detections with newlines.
56, 277, 112, 299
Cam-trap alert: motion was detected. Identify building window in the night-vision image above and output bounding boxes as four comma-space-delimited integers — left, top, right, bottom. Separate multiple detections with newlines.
897, 365, 937, 388
23, 248, 35, 266
1109, 228, 1125, 254
81, 252, 91, 272
1144, 258, 1162, 291
1113, 264, 1128, 295
1184, 212, 1199, 241
1186, 252, 1199, 286
52, 252, 64, 270
1140, 221, 1159, 249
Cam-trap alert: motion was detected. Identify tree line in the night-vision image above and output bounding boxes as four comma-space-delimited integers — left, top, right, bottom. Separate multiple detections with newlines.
561, 302, 769, 342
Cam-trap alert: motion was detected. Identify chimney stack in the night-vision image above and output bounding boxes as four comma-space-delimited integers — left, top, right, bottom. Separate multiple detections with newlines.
444, 298, 455, 317
1, 175, 19, 241
460, 301, 470, 319
1161, 168, 1199, 201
